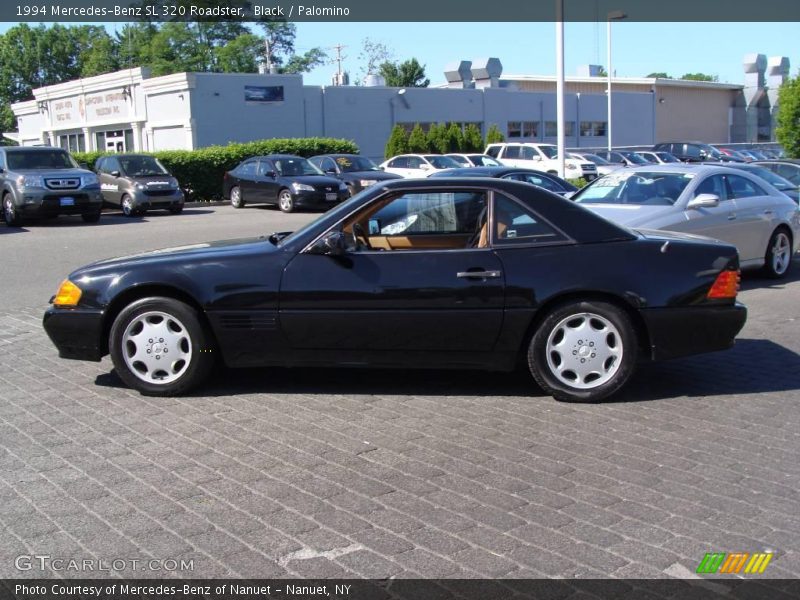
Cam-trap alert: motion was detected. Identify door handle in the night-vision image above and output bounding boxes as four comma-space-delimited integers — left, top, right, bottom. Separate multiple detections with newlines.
727, 213, 737, 220
764, 210, 774, 216
457, 270, 502, 279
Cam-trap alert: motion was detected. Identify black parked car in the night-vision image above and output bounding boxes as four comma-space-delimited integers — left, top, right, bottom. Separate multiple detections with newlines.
223, 154, 348, 213
43, 178, 746, 403
713, 162, 800, 205
308, 154, 402, 195
653, 142, 743, 163
428, 166, 579, 197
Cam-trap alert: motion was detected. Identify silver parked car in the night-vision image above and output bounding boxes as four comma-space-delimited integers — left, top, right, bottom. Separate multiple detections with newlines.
572, 164, 800, 278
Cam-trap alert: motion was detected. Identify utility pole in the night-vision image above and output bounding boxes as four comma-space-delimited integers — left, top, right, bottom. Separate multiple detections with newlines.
332, 44, 346, 84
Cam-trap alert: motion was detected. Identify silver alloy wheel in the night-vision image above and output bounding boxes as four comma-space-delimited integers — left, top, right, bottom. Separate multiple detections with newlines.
3, 197, 14, 221
279, 191, 293, 212
122, 196, 133, 216
771, 231, 791, 276
121, 311, 192, 385
545, 312, 623, 389
231, 187, 242, 207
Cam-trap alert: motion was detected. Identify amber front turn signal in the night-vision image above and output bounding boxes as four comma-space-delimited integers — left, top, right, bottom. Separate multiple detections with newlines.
53, 279, 83, 307
707, 270, 740, 299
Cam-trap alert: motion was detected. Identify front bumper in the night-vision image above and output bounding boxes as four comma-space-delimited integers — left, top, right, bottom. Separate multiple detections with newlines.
131, 189, 185, 210
293, 189, 349, 208
43, 307, 106, 362
19, 190, 103, 217
641, 303, 747, 361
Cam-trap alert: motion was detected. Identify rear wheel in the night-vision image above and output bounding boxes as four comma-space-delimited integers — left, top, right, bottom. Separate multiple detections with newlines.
278, 189, 295, 213
763, 228, 792, 279
109, 297, 215, 396
169, 205, 184, 215
3, 194, 22, 227
230, 186, 244, 208
528, 300, 637, 402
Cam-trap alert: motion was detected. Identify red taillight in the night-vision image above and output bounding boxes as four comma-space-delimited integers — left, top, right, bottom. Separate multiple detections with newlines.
707, 269, 740, 299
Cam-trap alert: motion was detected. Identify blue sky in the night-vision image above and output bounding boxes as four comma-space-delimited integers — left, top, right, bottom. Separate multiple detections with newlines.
1, 21, 796, 87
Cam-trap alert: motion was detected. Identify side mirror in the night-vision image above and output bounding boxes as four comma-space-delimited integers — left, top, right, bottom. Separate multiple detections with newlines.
310, 231, 346, 256
267, 171, 277, 178
79, 162, 89, 170
110, 170, 120, 177
687, 193, 720, 209
698, 150, 708, 159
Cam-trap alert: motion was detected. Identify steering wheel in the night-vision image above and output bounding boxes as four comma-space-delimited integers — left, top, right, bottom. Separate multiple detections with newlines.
351, 223, 372, 250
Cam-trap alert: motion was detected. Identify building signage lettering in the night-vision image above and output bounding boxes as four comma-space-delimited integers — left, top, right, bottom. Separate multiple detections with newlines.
83, 91, 129, 122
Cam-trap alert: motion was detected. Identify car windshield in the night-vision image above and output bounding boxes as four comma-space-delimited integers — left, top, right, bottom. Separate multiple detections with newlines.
447, 155, 471, 167
468, 155, 502, 166
334, 156, 380, 172
274, 158, 324, 176
119, 156, 169, 177
620, 152, 650, 165
573, 171, 692, 206
580, 154, 611, 166
538, 145, 557, 159
699, 144, 724, 159
7, 150, 78, 170
425, 155, 461, 169
656, 152, 680, 163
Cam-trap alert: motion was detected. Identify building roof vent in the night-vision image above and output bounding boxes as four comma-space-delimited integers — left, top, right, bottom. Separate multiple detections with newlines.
444, 60, 472, 84
471, 57, 502, 81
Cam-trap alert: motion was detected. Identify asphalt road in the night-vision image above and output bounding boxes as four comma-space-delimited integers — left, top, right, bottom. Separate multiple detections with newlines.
1, 204, 799, 583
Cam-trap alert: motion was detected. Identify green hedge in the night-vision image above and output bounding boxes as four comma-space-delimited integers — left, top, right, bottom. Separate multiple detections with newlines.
73, 138, 359, 201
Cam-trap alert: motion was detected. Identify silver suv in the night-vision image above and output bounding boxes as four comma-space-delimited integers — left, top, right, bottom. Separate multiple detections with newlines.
1, 146, 103, 226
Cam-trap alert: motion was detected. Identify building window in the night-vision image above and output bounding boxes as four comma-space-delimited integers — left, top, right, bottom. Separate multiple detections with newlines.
508, 121, 538, 139
580, 121, 607, 137
545, 121, 575, 137
58, 133, 85, 153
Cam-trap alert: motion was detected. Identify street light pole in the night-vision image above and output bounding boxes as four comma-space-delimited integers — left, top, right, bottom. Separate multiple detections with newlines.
606, 10, 627, 153
555, 0, 565, 179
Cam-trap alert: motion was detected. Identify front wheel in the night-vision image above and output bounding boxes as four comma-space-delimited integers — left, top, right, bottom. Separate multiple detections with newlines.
109, 297, 215, 396
81, 208, 102, 223
528, 300, 637, 403
230, 186, 244, 208
278, 189, 295, 213
169, 205, 184, 215
121, 195, 135, 217
3, 194, 22, 227
763, 228, 792, 279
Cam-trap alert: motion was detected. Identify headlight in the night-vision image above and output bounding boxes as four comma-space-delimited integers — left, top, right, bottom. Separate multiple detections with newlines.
81, 173, 99, 187
566, 164, 578, 170
170, 179, 180, 190
16, 175, 44, 188
292, 182, 314, 192
53, 279, 82, 307
135, 183, 146, 190
360, 180, 376, 187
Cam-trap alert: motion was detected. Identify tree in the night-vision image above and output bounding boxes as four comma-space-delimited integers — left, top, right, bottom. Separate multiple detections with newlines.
216, 33, 264, 73
281, 48, 328, 75
385, 124, 409, 158
357, 38, 393, 83
379, 58, 430, 88
116, 23, 158, 70
463, 123, 484, 152
408, 123, 429, 153
148, 23, 210, 75
78, 28, 119, 77
776, 72, 800, 158
681, 73, 718, 82
426, 123, 449, 153
646, 72, 671, 79
445, 122, 465, 153
258, 22, 297, 71
485, 124, 505, 145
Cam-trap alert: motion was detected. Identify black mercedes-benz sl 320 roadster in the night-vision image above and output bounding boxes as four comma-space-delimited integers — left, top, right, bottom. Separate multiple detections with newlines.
44, 178, 746, 402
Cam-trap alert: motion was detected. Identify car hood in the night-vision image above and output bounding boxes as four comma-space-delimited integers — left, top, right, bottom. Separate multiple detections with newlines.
287, 175, 342, 187
13, 168, 93, 177
580, 203, 676, 227
73, 237, 277, 276
341, 171, 402, 181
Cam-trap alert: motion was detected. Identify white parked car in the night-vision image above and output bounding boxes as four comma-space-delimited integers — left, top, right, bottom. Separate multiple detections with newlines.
568, 152, 620, 177
636, 150, 682, 165
379, 154, 461, 178
485, 143, 598, 180
572, 164, 800, 278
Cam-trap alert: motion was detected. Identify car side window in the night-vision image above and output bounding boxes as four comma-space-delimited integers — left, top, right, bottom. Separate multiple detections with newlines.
776, 164, 800, 185
106, 157, 121, 174
389, 157, 407, 168
492, 194, 566, 246
694, 175, 728, 201
684, 145, 702, 158
521, 147, 536, 160
95, 157, 106, 173
726, 174, 765, 198
504, 146, 521, 159
320, 158, 336, 172
257, 160, 274, 176
238, 161, 256, 177
407, 157, 423, 169
485, 146, 500, 158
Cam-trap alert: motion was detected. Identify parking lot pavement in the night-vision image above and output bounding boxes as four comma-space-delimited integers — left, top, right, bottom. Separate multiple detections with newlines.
1, 206, 799, 579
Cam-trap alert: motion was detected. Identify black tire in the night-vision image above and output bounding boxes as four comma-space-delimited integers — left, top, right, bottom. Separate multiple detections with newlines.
527, 300, 637, 403
230, 186, 244, 208
278, 189, 295, 213
169, 205, 184, 215
81, 208, 102, 223
121, 194, 135, 217
3, 193, 22, 227
109, 297, 215, 396
762, 227, 792, 279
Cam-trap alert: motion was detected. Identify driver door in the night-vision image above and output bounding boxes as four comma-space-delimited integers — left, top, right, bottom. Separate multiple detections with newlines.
279, 189, 505, 355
